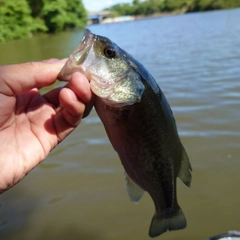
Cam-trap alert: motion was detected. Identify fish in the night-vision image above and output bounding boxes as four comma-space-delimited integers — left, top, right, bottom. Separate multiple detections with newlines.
58, 29, 192, 238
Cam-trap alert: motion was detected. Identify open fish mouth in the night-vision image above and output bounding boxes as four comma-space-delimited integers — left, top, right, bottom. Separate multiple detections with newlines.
73, 29, 94, 57
71, 29, 95, 66
58, 29, 95, 81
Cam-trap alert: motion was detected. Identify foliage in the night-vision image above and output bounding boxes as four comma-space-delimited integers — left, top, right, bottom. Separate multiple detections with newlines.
0, 0, 87, 42
109, 3, 136, 16
0, 0, 46, 42
40, 0, 87, 32
106, 0, 240, 16
134, 0, 163, 15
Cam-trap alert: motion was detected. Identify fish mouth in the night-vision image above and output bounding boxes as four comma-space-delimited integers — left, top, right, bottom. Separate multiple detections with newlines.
58, 29, 95, 81
73, 29, 94, 60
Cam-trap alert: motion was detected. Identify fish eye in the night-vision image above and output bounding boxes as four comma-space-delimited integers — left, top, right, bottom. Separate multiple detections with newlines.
104, 46, 116, 58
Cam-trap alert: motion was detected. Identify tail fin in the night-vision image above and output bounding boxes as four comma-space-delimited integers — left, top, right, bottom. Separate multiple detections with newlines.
148, 208, 187, 238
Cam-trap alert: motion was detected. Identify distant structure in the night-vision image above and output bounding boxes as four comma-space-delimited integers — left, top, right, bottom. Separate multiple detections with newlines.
87, 11, 112, 24
102, 15, 135, 24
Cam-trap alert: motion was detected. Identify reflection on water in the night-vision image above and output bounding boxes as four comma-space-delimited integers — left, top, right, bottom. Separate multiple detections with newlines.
1, 8, 240, 240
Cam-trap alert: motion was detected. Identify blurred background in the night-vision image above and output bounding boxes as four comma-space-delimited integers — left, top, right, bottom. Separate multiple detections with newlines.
0, 1, 240, 240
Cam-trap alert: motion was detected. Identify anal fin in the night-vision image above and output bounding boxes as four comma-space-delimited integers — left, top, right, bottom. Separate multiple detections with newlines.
125, 172, 144, 203
178, 144, 192, 187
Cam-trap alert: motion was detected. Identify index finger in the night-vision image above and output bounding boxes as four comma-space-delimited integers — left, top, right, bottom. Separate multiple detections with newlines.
0, 59, 67, 95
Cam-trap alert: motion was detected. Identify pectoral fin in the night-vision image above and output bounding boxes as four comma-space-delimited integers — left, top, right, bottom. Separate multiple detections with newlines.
178, 144, 192, 187
125, 172, 144, 203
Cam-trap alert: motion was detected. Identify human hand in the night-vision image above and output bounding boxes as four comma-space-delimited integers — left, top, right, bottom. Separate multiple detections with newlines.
0, 59, 93, 193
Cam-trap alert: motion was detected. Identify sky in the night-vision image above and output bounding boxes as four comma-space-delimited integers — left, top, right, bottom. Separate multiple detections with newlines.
82, 0, 133, 12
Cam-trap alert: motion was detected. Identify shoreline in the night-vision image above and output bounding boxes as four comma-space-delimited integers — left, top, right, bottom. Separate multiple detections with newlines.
88, 7, 239, 25
88, 9, 187, 25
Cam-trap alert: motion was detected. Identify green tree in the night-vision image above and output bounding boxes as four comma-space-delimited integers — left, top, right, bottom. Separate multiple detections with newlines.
134, 1, 156, 15
0, 0, 46, 42
65, 0, 87, 29
133, 0, 140, 4
0, 0, 87, 42
27, 0, 44, 17
220, 0, 240, 8
197, 0, 215, 10
40, 0, 87, 32
107, 0, 240, 15
108, 3, 135, 16
164, 0, 190, 10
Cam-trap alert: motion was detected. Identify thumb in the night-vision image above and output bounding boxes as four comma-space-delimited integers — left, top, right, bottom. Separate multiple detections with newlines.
0, 59, 67, 95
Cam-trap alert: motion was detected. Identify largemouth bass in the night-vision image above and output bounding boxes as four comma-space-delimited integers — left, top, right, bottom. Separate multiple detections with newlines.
58, 29, 192, 238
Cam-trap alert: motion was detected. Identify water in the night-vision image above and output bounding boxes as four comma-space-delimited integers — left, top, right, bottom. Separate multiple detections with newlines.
0, 8, 240, 240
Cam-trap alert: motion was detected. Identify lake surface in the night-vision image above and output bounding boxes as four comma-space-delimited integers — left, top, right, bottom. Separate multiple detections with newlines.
1, 8, 240, 240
